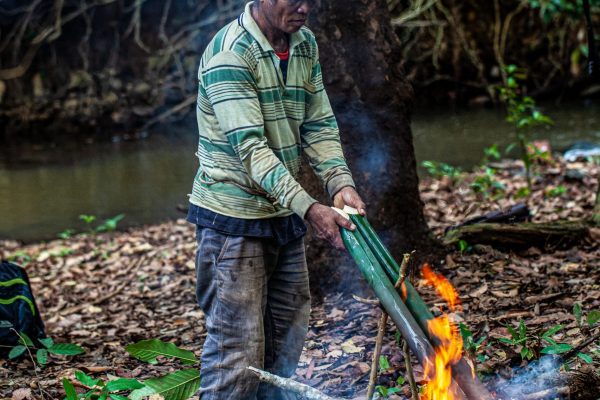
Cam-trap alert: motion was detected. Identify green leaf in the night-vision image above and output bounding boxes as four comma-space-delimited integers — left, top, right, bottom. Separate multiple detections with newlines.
75, 370, 103, 388
577, 352, 593, 364
39, 337, 54, 349
541, 344, 573, 355
48, 343, 85, 356
376, 385, 388, 396
573, 303, 582, 326
518, 320, 527, 339
542, 324, 563, 338
498, 337, 514, 345
396, 376, 406, 385
108, 395, 129, 400
128, 386, 157, 400
507, 324, 518, 340
63, 378, 79, 400
9, 345, 27, 360
18, 332, 34, 347
125, 339, 197, 365
586, 310, 600, 326
144, 369, 201, 400
378, 355, 390, 370
387, 387, 402, 394
36, 348, 49, 366
105, 378, 144, 392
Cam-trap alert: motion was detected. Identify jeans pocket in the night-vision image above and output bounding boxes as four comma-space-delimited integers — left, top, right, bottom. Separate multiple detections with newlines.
215, 235, 232, 264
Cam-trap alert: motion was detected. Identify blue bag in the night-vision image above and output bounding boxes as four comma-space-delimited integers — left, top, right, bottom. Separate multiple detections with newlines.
0, 261, 46, 357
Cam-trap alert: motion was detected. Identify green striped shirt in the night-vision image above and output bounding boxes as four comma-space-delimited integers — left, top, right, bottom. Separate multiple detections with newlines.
190, 2, 355, 219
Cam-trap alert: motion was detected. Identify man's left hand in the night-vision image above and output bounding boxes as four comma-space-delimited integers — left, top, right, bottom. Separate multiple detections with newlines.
333, 186, 366, 216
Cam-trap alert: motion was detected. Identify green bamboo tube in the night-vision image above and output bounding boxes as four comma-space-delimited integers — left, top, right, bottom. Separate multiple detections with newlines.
340, 225, 467, 400
347, 211, 493, 400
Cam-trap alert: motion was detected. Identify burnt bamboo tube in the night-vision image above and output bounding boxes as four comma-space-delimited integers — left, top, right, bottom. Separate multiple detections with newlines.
347, 209, 494, 400
338, 214, 467, 400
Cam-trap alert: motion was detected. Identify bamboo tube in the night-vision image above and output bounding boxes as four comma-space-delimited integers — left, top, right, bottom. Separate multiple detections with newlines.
346, 209, 493, 400
340, 224, 467, 400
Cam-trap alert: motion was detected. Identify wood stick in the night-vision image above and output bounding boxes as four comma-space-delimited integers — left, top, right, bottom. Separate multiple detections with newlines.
247, 366, 342, 400
366, 311, 388, 400
366, 253, 414, 400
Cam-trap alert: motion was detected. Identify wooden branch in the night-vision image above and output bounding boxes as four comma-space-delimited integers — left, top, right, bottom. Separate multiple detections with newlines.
444, 221, 591, 249
366, 312, 388, 400
247, 367, 343, 400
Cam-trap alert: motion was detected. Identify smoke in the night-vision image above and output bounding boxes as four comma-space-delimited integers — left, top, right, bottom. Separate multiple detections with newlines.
491, 356, 567, 400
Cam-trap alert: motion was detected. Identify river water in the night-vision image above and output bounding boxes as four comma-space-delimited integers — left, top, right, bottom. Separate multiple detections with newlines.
1, 100, 598, 242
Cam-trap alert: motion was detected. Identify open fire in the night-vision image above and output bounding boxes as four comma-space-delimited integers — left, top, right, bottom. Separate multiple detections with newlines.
420, 263, 474, 400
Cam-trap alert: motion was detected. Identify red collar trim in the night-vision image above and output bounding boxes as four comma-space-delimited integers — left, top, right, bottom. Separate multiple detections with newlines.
275, 49, 289, 61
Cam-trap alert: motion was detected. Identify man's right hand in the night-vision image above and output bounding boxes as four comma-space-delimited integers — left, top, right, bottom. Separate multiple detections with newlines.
305, 203, 356, 250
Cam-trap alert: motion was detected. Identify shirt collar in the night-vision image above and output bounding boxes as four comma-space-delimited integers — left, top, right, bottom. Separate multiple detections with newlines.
241, 2, 308, 53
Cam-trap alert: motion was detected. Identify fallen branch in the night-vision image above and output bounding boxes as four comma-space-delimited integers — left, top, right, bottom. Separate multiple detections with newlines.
247, 366, 343, 400
444, 221, 591, 249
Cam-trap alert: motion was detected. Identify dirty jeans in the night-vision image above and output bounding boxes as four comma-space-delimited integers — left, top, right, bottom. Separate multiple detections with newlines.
195, 227, 311, 400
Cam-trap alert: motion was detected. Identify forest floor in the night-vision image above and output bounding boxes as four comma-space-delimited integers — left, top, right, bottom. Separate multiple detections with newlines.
1, 157, 599, 400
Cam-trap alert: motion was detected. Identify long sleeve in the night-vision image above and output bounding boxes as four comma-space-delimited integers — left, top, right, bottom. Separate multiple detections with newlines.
202, 51, 317, 218
300, 46, 356, 198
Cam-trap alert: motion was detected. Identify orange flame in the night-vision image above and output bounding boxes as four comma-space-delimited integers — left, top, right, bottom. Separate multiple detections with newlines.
422, 263, 461, 312
420, 264, 467, 400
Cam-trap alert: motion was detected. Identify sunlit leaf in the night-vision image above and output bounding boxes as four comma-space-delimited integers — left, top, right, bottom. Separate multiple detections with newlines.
125, 339, 197, 365
541, 344, 573, 355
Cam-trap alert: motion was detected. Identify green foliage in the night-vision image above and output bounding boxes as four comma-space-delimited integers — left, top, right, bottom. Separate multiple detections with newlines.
58, 229, 76, 239
7, 330, 84, 367
498, 65, 553, 191
526, 0, 600, 22
545, 185, 567, 198
459, 323, 487, 363
124, 338, 201, 400
125, 339, 197, 365
498, 320, 573, 360
62, 371, 144, 400
95, 214, 125, 233
79, 214, 97, 225
6, 251, 32, 266
470, 167, 506, 199
573, 302, 600, 328
482, 144, 502, 164
60, 214, 126, 238
375, 375, 406, 398
378, 354, 390, 371
458, 239, 469, 254
143, 369, 201, 400
421, 160, 462, 182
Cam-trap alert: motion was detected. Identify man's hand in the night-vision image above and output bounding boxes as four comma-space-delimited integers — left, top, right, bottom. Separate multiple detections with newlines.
333, 186, 366, 216
305, 203, 356, 250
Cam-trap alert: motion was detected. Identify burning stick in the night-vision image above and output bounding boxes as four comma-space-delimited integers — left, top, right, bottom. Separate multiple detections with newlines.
339, 206, 494, 400
247, 366, 342, 400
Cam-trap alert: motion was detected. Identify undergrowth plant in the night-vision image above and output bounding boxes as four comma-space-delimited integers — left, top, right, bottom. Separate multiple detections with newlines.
5, 328, 85, 368
498, 320, 573, 361
421, 160, 462, 184
497, 64, 553, 194
62, 338, 200, 400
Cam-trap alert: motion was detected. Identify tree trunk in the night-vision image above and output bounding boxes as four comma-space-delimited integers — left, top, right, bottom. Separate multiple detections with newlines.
303, 0, 437, 294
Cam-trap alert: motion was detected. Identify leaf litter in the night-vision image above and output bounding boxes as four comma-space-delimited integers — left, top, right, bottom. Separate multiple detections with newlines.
0, 157, 598, 399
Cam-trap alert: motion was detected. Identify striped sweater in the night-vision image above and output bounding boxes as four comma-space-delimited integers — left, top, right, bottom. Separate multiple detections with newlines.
189, 2, 355, 219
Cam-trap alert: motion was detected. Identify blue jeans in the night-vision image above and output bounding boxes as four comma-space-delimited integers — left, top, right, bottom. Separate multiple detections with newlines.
195, 227, 311, 400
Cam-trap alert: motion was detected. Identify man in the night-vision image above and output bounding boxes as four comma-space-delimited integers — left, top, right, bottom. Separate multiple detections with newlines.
187, 1, 366, 398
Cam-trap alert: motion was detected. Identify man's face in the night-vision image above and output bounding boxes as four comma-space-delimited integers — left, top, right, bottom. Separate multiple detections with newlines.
261, 0, 316, 33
